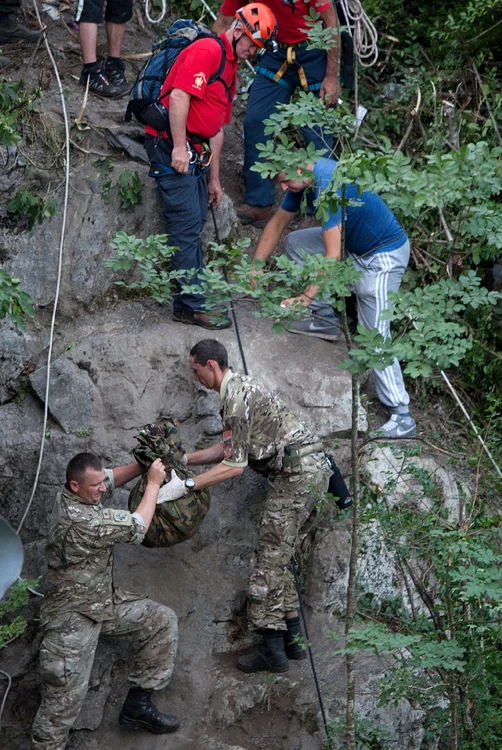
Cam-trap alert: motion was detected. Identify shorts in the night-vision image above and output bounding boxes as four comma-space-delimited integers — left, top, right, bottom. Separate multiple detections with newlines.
75, 0, 132, 25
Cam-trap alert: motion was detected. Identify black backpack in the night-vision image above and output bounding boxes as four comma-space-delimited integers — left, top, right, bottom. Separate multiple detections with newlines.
125, 19, 231, 131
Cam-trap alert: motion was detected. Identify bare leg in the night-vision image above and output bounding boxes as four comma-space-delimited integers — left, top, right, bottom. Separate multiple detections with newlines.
79, 21, 98, 65
105, 21, 125, 58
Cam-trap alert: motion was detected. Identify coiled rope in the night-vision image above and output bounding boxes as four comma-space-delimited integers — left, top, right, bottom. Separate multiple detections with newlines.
338, 0, 379, 67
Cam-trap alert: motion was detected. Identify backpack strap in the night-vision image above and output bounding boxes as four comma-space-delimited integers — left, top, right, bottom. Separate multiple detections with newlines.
160, 35, 232, 104
207, 36, 232, 102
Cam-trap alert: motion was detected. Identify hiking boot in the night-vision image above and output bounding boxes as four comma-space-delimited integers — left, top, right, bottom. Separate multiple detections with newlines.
79, 66, 125, 98
119, 688, 180, 734
236, 629, 289, 674
172, 306, 232, 330
287, 313, 341, 342
284, 616, 307, 660
102, 58, 131, 96
236, 204, 273, 228
369, 414, 417, 439
0, 13, 42, 44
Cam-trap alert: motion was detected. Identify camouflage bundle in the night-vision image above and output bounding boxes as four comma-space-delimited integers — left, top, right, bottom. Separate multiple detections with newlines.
128, 419, 211, 548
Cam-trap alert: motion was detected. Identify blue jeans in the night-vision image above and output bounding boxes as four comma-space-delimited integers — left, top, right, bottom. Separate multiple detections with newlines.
145, 135, 208, 313
244, 46, 333, 207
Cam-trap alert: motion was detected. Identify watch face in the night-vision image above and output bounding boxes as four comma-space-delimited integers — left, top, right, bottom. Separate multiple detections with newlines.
185, 478, 196, 489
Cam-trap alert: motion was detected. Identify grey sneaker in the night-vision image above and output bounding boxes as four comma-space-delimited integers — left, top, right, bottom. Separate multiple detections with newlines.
287, 314, 341, 342
0, 13, 42, 44
102, 59, 131, 96
370, 414, 417, 439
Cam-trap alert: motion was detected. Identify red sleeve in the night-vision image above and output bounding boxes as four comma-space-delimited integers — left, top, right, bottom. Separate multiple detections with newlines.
170, 42, 222, 100
219, 0, 241, 14
310, 0, 332, 12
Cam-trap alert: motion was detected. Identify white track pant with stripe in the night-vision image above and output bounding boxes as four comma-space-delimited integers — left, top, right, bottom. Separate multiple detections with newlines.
284, 228, 411, 413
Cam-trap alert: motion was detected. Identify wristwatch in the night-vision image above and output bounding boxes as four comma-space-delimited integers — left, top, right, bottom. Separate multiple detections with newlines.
184, 478, 196, 493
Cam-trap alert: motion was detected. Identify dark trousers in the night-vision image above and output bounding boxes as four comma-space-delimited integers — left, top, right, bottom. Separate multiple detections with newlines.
244, 46, 334, 207
0, 0, 20, 16
145, 135, 208, 313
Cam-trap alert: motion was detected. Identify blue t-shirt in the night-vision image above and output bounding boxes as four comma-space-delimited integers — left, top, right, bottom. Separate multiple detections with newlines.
280, 158, 407, 256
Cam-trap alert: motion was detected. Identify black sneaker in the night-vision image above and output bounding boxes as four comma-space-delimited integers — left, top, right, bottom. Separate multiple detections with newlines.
172, 307, 232, 330
0, 13, 42, 44
102, 59, 131, 96
79, 66, 125, 99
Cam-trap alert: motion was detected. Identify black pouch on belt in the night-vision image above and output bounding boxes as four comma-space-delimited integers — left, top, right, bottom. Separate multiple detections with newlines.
325, 454, 353, 510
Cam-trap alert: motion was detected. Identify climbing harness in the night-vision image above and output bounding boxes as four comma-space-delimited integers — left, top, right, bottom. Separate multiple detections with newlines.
255, 42, 321, 93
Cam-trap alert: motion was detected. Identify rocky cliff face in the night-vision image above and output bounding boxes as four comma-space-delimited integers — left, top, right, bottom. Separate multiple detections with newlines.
0, 100, 456, 750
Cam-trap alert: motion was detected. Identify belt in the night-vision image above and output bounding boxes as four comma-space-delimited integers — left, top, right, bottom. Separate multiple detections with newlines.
282, 441, 324, 474
277, 40, 308, 49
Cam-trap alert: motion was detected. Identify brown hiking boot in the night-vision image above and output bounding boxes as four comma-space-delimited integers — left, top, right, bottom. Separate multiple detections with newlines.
236, 204, 273, 228
0, 13, 42, 44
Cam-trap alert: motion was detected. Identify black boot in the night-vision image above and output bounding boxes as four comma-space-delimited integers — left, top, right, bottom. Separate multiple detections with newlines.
284, 615, 307, 660
119, 687, 180, 734
236, 629, 289, 673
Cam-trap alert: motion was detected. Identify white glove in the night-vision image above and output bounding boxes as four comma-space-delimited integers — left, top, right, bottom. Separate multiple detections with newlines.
156, 470, 187, 504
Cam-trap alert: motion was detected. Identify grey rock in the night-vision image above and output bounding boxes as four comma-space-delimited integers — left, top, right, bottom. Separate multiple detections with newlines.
0, 322, 46, 404
201, 193, 238, 247
30, 357, 94, 434
203, 415, 223, 435
197, 389, 220, 417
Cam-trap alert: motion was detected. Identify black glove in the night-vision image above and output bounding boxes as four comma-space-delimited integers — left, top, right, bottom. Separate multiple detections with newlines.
326, 455, 353, 510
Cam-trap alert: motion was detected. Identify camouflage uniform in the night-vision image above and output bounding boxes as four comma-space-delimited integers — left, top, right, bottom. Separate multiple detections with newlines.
32, 470, 178, 750
220, 371, 332, 631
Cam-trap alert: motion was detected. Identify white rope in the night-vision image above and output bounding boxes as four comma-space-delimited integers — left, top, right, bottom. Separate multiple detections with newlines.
144, 0, 166, 25
16, 3, 70, 533
0, 671, 12, 734
338, 0, 379, 67
406, 317, 502, 482
440, 370, 502, 480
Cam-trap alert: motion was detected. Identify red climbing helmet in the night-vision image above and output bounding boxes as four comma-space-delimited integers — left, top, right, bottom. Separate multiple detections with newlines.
235, 3, 278, 51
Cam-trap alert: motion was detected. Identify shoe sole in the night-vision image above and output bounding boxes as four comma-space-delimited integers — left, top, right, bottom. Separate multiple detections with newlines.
79, 82, 129, 100
236, 661, 289, 674
286, 651, 307, 660
369, 428, 417, 439
119, 714, 180, 734
236, 215, 270, 228
288, 328, 341, 342
172, 313, 232, 330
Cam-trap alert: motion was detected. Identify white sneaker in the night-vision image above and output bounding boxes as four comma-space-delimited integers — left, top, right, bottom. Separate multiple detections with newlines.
370, 414, 417, 439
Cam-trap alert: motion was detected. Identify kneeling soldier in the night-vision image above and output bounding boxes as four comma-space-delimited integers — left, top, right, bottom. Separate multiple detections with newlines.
32, 454, 179, 749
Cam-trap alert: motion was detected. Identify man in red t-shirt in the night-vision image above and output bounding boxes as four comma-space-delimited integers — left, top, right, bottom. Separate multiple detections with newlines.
213, 0, 341, 227
145, 5, 277, 330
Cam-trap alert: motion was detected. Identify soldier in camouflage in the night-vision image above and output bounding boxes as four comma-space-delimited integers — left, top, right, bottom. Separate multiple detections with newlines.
32, 453, 179, 749
160, 338, 332, 674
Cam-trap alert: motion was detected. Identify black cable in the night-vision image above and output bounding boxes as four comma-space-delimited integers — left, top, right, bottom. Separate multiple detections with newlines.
210, 205, 329, 739
291, 556, 330, 738
210, 205, 249, 376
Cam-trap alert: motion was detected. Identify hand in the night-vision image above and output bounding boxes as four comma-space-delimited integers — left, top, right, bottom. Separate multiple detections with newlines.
280, 294, 311, 309
319, 75, 341, 108
249, 262, 263, 289
156, 469, 187, 504
171, 145, 190, 174
146, 458, 166, 488
208, 179, 223, 208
